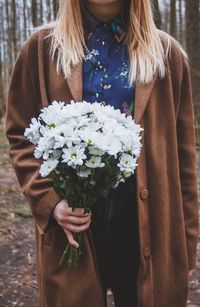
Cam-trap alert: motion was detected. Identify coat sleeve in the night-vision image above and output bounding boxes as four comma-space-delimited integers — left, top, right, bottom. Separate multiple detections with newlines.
5, 37, 63, 235
176, 55, 199, 270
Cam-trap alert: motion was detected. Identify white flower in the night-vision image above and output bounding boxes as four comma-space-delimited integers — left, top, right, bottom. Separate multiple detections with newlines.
117, 153, 137, 174
24, 118, 41, 144
88, 146, 104, 156
129, 137, 143, 157
122, 171, 132, 178
61, 100, 93, 119
39, 125, 51, 137
93, 108, 111, 124
54, 126, 81, 149
39, 159, 58, 177
124, 117, 144, 134
94, 134, 122, 156
40, 101, 65, 126
77, 167, 92, 178
102, 119, 118, 134
112, 175, 125, 189
75, 116, 91, 129
52, 150, 62, 159
113, 128, 143, 157
78, 129, 100, 146
54, 135, 68, 149
62, 145, 87, 168
34, 136, 55, 160
85, 156, 105, 168
45, 123, 83, 149
93, 102, 128, 125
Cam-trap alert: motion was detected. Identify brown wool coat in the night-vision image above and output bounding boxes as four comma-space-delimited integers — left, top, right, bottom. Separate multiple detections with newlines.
5, 27, 199, 307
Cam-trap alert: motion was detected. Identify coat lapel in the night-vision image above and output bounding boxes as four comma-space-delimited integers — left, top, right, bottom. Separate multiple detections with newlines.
67, 62, 83, 102
67, 62, 157, 124
134, 74, 158, 124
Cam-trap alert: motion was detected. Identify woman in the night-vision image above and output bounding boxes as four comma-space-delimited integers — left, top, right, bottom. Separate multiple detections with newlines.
5, 0, 199, 307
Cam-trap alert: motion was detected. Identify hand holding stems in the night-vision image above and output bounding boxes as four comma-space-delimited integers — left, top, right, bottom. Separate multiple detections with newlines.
53, 199, 92, 264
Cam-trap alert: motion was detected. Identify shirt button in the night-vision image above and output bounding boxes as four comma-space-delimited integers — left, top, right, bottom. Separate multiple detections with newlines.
143, 246, 151, 258
140, 188, 148, 200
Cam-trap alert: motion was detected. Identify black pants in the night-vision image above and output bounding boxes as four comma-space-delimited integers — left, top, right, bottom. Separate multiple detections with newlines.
90, 174, 140, 307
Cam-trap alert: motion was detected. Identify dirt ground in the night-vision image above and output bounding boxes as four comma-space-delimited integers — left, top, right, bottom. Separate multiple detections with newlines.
0, 120, 200, 307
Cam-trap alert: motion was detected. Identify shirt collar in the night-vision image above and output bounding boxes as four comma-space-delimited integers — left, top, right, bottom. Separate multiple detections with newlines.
83, 10, 126, 43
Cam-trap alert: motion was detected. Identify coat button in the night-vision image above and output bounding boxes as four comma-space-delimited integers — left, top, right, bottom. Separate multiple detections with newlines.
140, 188, 148, 200
143, 246, 151, 258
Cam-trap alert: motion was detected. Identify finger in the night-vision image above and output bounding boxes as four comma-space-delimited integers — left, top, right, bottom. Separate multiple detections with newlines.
58, 206, 91, 219
66, 215, 91, 225
57, 214, 91, 228
58, 211, 91, 225
61, 200, 91, 216
67, 208, 91, 217
67, 220, 91, 233
63, 228, 79, 248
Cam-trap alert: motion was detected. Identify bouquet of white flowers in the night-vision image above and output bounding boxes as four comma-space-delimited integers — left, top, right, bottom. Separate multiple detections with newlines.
24, 100, 143, 267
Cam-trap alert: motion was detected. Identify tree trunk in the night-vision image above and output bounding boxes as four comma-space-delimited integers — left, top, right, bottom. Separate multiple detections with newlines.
32, 0, 38, 27
11, 0, 17, 59
22, 0, 27, 40
178, 0, 183, 44
46, 0, 52, 22
5, 0, 13, 77
52, 0, 58, 19
170, 0, 177, 38
152, 0, 162, 29
0, 1, 4, 102
40, 0, 43, 24
186, 0, 200, 104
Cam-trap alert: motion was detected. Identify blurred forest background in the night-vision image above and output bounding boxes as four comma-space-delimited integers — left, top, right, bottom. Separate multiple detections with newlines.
0, 0, 200, 147
0, 1, 200, 307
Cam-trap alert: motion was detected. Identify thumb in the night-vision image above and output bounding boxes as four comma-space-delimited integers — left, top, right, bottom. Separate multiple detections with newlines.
63, 228, 79, 248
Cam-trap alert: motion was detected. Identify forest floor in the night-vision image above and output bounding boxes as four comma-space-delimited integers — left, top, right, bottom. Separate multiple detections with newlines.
0, 120, 200, 307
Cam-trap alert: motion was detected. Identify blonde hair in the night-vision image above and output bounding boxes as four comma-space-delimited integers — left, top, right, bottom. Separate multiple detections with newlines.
45, 0, 169, 85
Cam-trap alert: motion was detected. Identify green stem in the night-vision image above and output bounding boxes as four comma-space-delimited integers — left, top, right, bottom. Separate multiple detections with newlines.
59, 243, 70, 266
77, 233, 83, 263
73, 246, 77, 267
68, 244, 74, 266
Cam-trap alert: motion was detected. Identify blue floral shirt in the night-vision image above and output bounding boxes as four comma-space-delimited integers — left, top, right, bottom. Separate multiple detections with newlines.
82, 13, 135, 116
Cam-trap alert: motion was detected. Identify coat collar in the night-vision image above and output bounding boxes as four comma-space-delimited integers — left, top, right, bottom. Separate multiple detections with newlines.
67, 62, 157, 124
